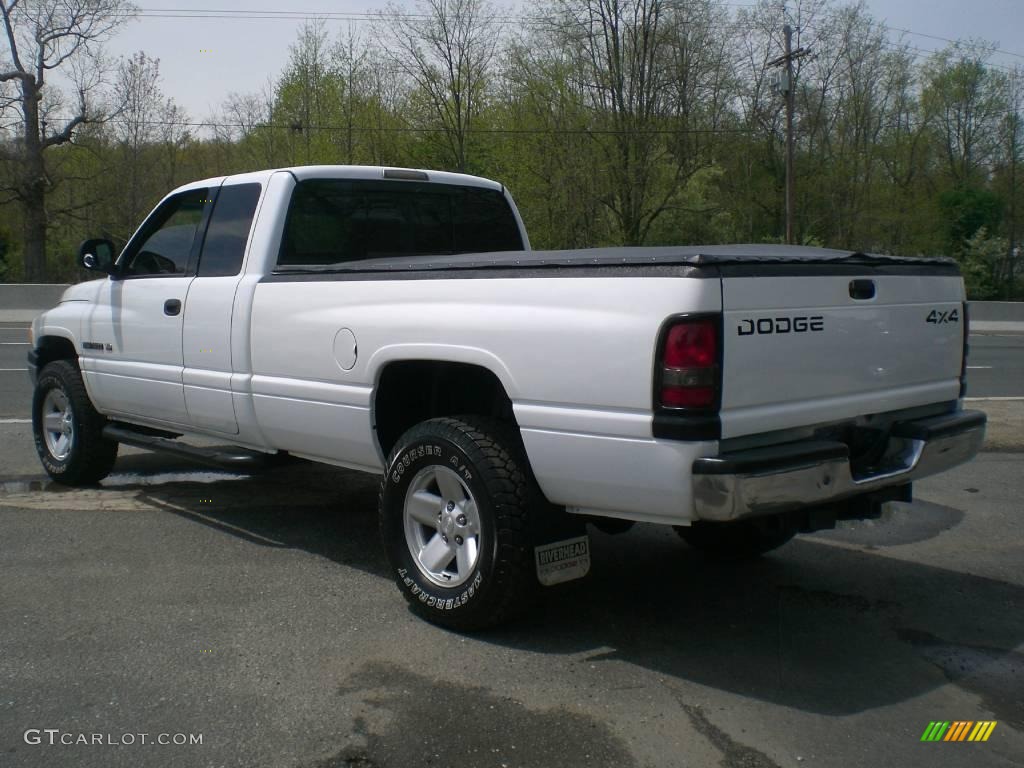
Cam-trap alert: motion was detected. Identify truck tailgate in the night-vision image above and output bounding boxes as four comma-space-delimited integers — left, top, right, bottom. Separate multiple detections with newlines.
720, 273, 965, 439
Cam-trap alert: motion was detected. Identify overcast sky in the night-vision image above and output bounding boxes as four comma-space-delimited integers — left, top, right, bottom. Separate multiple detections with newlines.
98, 0, 1024, 123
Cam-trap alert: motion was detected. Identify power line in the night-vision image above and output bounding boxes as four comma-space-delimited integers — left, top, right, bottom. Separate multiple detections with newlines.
796, 20, 1022, 75
876, 40, 1019, 75
878, 23, 1024, 62
120, 7, 769, 33
36, 116, 759, 135
121, 5, 1024, 64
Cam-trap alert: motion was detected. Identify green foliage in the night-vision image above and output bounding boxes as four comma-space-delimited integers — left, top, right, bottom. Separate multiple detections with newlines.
0, 0, 1020, 300
959, 227, 1006, 299
0, 217, 23, 281
0, 227, 9, 282
939, 186, 1004, 249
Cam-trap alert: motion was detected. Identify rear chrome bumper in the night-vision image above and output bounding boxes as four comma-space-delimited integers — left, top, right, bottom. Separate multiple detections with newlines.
692, 410, 987, 522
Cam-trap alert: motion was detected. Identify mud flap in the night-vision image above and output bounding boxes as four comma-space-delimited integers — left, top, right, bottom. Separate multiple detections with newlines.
532, 506, 590, 587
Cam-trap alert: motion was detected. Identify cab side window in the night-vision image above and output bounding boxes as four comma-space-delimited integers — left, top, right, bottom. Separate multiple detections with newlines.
122, 189, 208, 277
197, 183, 262, 277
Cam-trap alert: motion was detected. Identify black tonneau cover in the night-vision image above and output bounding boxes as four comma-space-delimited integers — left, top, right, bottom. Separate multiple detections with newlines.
273, 244, 957, 275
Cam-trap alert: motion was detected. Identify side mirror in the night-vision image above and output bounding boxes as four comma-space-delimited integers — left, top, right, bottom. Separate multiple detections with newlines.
78, 238, 116, 275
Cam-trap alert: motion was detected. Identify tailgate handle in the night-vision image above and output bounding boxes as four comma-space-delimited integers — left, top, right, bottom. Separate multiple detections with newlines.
849, 279, 875, 300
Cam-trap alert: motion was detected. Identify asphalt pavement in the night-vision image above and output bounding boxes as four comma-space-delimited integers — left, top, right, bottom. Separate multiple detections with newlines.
0, 427, 1021, 768
965, 332, 1024, 398
0, 324, 31, 419
1, 319, 1022, 768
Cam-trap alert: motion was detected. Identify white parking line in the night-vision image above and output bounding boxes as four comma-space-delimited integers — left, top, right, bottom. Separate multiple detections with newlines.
965, 396, 1024, 401
967, 366, 993, 369
0, 418, 31, 424
0, 368, 27, 371
0, 342, 29, 345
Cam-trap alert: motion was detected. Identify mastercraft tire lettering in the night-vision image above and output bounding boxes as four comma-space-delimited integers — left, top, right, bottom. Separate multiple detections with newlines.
379, 416, 539, 630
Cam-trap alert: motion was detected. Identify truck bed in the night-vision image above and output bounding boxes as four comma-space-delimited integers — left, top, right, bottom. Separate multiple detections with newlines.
266, 244, 957, 276
255, 242, 966, 523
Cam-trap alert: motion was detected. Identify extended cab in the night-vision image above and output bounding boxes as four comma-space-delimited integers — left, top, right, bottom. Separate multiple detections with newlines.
29, 165, 986, 628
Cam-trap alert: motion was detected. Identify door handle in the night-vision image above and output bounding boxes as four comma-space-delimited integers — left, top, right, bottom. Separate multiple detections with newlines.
164, 299, 182, 316
849, 279, 875, 300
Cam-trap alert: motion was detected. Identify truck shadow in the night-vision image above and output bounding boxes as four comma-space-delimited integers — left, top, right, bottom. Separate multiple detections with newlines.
507, 527, 1023, 725
100, 455, 1024, 723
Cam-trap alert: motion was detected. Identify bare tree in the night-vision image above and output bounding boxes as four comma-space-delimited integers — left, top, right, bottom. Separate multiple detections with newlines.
0, 0, 134, 280
0, 76, 17, 136
217, 84, 282, 169
996, 65, 1022, 296
113, 51, 187, 225
502, 38, 609, 247
333, 24, 371, 164
378, 0, 499, 172
275, 21, 340, 165
543, 0, 735, 245
922, 43, 1008, 186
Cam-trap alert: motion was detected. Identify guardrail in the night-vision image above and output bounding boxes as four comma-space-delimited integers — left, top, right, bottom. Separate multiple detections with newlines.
0, 284, 70, 322
970, 301, 1024, 322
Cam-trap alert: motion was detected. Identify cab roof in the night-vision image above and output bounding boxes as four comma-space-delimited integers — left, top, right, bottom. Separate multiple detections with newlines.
169, 165, 504, 195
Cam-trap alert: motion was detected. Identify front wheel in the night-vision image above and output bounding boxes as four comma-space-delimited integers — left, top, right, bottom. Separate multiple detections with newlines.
32, 360, 118, 485
379, 416, 539, 630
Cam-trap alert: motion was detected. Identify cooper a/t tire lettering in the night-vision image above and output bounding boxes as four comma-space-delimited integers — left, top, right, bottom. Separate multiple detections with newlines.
379, 416, 539, 630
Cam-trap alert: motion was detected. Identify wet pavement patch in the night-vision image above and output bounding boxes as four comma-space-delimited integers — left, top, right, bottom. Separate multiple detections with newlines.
898, 628, 1024, 730
680, 704, 781, 768
101, 471, 250, 486
309, 661, 636, 768
809, 500, 964, 547
776, 584, 900, 614
310, 755, 380, 768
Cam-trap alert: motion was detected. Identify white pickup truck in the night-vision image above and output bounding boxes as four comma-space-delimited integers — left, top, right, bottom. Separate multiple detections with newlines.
29, 165, 986, 628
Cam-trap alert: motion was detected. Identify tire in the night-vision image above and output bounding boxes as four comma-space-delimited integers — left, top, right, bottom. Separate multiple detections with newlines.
32, 360, 118, 485
379, 416, 540, 630
674, 518, 796, 560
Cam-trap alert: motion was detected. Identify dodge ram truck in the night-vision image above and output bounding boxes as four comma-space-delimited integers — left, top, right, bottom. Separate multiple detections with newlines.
28, 165, 987, 629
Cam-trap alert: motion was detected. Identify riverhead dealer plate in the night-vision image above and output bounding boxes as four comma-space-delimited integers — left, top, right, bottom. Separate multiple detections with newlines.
534, 535, 591, 586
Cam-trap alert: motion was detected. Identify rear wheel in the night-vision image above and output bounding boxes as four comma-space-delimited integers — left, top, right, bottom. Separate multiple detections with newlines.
379, 416, 539, 630
674, 518, 796, 559
32, 360, 118, 485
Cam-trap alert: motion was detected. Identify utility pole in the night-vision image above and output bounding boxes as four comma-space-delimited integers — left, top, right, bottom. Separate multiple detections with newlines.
768, 24, 810, 245
1009, 115, 1017, 298
1007, 69, 1020, 299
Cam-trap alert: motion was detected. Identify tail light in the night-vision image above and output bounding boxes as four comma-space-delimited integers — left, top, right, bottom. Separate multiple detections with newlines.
657, 317, 719, 409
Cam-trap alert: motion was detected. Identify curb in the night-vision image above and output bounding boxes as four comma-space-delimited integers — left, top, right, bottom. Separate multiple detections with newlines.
970, 398, 1024, 452
0, 311, 42, 323
971, 321, 1024, 334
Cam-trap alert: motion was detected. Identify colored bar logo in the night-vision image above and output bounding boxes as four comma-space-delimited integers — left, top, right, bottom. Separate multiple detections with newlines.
921, 721, 997, 742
